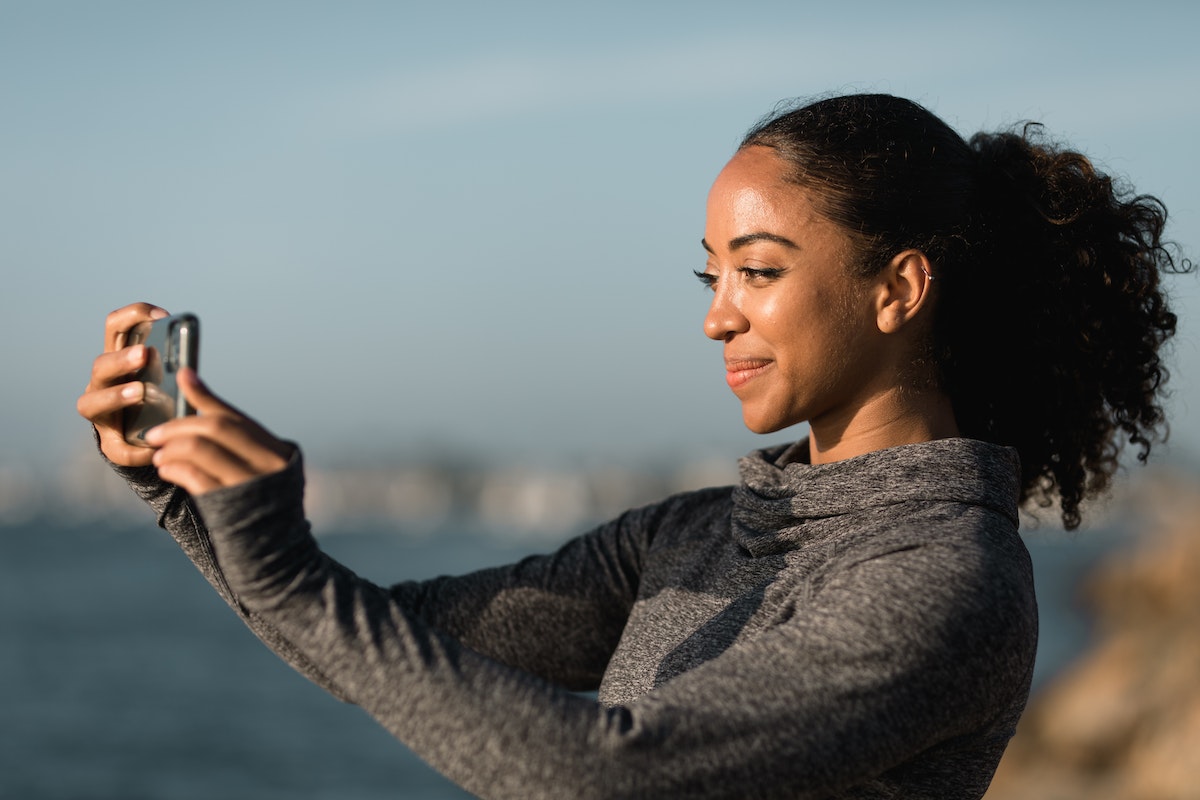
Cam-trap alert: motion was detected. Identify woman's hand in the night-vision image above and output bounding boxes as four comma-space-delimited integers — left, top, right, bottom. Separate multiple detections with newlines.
78, 302, 292, 494
77, 302, 171, 468
142, 368, 293, 496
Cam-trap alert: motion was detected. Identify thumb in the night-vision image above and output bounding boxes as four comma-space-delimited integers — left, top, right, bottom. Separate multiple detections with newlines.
177, 367, 239, 417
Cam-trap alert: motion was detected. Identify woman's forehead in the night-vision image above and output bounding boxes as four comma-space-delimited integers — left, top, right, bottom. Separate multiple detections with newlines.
707, 148, 829, 241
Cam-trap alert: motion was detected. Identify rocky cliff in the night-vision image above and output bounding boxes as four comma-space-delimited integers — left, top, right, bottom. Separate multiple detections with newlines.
985, 471, 1200, 800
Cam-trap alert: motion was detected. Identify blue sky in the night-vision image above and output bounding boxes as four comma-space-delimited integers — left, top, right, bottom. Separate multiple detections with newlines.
3, 0, 1198, 475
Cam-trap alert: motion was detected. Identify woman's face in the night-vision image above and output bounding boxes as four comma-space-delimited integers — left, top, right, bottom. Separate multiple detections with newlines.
700, 146, 888, 435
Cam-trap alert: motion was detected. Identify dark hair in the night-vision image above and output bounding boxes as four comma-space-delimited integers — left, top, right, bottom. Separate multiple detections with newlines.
741, 93, 1190, 529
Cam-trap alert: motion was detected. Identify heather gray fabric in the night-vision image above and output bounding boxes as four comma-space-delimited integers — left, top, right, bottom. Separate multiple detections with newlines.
112, 436, 1037, 799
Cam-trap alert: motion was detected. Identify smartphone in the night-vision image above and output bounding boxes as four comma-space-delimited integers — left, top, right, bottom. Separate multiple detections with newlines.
122, 313, 201, 447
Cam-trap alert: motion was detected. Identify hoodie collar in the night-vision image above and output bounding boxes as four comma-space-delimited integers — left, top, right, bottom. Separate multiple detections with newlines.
731, 438, 1020, 557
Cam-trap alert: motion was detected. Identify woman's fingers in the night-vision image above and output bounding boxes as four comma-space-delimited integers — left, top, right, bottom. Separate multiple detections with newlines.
78, 343, 156, 466
80, 303, 170, 467
151, 432, 259, 495
85, 344, 147, 393
143, 369, 293, 494
104, 303, 168, 352
147, 418, 292, 494
76, 379, 156, 467
75, 379, 144, 422
97, 435, 159, 468
151, 461, 224, 496
174, 368, 245, 418
147, 410, 290, 472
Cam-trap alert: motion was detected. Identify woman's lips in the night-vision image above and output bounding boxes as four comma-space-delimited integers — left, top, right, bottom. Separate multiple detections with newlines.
725, 358, 773, 390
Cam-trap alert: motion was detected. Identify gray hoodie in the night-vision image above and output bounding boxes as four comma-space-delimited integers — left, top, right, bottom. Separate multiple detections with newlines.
114, 436, 1036, 799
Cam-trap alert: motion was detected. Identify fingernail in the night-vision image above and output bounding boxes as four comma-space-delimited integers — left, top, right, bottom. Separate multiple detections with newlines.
121, 384, 142, 400
150, 308, 169, 320
128, 344, 144, 362
144, 426, 162, 445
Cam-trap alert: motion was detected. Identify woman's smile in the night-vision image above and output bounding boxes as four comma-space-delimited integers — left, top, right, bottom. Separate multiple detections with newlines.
724, 358, 774, 390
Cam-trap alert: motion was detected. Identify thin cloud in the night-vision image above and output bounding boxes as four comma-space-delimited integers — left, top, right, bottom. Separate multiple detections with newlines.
302, 22, 1199, 141
307, 35, 891, 137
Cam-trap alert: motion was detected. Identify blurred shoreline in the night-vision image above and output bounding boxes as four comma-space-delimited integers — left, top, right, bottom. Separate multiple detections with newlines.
0, 444, 741, 543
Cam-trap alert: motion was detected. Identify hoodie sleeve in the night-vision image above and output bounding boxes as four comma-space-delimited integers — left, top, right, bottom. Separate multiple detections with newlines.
180, 451, 1035, 800
109, 452, 355, 701
110, 446, 648, 697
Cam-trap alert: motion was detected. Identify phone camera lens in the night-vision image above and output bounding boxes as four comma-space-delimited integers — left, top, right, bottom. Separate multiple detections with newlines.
165, 321, 180, 371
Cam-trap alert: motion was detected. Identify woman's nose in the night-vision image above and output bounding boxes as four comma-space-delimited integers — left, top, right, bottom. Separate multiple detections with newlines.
704, 290, 749, 341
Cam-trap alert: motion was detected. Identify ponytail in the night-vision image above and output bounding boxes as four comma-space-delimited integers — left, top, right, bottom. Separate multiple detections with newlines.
945, 126, 1185, 528
742, 95, 1191, 529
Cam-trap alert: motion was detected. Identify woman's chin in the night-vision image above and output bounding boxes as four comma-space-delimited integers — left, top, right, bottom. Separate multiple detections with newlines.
740, 408, 802, 436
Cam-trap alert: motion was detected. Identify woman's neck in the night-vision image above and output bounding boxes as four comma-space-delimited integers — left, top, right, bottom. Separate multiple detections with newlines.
807, 388, 960, 465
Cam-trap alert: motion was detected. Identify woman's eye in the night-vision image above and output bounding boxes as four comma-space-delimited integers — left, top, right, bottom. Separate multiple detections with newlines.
693, 269, 717, 290
739, 266, 783, 281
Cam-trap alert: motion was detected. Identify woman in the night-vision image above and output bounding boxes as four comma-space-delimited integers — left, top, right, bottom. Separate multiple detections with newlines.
78, 94, 1185, 798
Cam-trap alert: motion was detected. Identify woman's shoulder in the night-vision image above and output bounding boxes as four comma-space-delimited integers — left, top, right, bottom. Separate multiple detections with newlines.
601, 483, 736, 552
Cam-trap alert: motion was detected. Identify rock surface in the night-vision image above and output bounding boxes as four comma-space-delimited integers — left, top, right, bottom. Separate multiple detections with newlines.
985, 472, 1200, 800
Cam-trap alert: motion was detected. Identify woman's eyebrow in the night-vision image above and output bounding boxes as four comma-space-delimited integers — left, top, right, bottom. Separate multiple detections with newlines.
701, 232, 801, 253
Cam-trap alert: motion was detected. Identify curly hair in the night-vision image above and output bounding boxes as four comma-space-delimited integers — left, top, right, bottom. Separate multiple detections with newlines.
741, 94, 1190, 529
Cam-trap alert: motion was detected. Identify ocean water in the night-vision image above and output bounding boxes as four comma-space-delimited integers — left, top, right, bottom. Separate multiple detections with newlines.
0, 514, 1126, 799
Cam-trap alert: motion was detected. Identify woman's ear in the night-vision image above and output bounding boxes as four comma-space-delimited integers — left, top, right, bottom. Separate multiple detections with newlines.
874, 250, 935, 334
